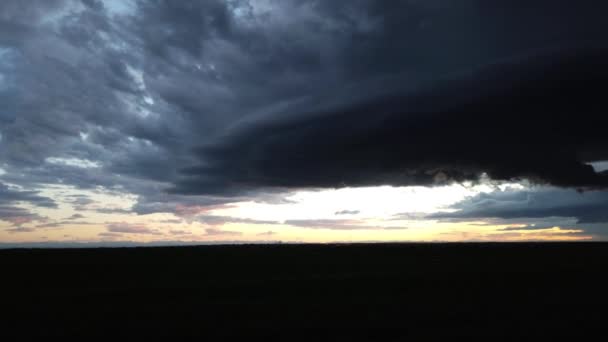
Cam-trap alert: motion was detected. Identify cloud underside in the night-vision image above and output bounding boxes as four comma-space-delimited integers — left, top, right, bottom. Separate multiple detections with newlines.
178, 48, 608, 195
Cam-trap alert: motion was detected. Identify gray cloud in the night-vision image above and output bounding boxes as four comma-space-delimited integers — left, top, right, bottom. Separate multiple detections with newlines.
106, 222, 161, 235
131, 191, 237, 216
284, 219, 380, 230
0, 206, 46, 226
169, 229, 191, 236
428, 187, 608, 238
498, 224, 576, 232
198, 215, 278, 227
98, 231, 122, 238
0, 182, 54, 226
66, 195, 95, 210
429, 188, 608, 224
335, 210, 360, 216
5, 226, 36, 234
0, 183, 56, 208
390, 212, 429, 221
94, 208, 133, 215
159, 219, 183, 224
204, 228, 242, 236
35, 220, 95, 229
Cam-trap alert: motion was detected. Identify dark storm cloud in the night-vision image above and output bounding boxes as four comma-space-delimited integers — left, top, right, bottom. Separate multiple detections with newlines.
135, 0, 232, 60
429, 188, 608, 224
177, 47, 608, 194
0, 0, 67, 47
1, 0, 608, 216
0, 0, 185, 187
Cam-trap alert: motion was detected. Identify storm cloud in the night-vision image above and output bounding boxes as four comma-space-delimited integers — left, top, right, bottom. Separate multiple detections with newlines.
177, 47, 608, 195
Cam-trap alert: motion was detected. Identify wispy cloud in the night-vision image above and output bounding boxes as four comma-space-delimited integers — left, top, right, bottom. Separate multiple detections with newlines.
334, 210, 360, 216
106, 222, 162, 235
204, 228, 243, 236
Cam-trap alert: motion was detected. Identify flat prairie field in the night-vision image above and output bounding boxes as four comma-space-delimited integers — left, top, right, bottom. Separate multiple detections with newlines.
1, 243, 607, 339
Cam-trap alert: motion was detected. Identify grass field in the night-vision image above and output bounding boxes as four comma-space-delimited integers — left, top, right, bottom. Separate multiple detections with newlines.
2, 243, 607, 339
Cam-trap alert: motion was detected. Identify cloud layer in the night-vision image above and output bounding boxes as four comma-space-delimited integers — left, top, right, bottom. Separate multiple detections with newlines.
1, 0, 607, 240
179, 47, 608, 195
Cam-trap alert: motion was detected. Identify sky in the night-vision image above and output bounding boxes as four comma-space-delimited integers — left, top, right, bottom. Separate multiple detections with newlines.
1, 0, 608, 246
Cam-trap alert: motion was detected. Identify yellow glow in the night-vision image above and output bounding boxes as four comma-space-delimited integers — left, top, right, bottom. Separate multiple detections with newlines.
0, 184, 593, 244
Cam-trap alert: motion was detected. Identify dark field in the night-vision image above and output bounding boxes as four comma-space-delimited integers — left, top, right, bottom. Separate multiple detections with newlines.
2, 243, 608, 339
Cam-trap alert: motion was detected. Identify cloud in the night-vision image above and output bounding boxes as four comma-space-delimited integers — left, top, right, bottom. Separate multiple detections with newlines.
1, 1, 605, 189
169, 229, 191, 236
1, 0, 608, 231
66, 195, 95, 210
159, 219, 183, 224
5, 226, 36, 234
256, 231, 276, 237
106, 222, 162, 235
429, 187, 608, 224
335, 210, 360, 216
390, 212, 430, 221
94, 208, 133, 215
204, 228, 242, 236
497, 224, 575, 231
0, 183, 56, 208
98, 232, 122, 238
197, 215, 278, 226
34, 222, 64, 229
131, 194, 235, 216
0, 205, 46, 226
482, 230, 589, 241
35, 220, 96, 229
284, 219, 379, 230
176, 46, 608, 195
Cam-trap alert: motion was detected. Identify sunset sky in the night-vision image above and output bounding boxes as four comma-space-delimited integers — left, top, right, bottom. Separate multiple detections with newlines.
1, 0, 608, 246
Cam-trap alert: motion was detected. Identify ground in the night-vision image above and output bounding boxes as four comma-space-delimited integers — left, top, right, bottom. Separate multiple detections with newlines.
2, 243, 607, 339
